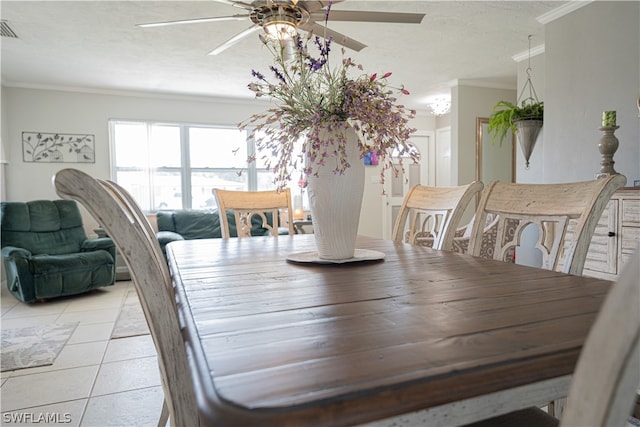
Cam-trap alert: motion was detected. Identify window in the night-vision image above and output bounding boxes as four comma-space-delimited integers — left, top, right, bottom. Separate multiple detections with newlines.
111, 120, 259, 212
110, 120, 307, 212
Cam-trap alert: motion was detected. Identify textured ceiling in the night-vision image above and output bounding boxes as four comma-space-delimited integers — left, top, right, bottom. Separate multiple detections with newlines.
0, 1, 566, 111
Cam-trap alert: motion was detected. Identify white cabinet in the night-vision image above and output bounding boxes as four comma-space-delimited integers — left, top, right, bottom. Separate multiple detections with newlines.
583, 188, 640, 280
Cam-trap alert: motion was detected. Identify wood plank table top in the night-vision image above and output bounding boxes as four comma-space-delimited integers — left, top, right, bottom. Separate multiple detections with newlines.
166, 235, 613, 426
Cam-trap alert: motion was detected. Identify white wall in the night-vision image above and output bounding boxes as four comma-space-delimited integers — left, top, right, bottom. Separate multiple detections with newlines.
451, 84, 517, 186
543, 1, 639, 183
359, 165, 385, 238
1, 85, 8, 201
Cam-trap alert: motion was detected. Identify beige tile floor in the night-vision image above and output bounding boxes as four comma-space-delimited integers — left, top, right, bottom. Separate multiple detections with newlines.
1, 281, 164, 427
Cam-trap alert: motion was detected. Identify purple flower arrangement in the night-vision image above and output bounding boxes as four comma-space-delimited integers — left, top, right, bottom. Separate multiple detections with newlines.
239, 23, 419, 191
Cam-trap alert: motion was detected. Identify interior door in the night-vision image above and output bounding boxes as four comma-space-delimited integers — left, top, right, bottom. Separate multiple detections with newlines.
435, 127, 452, 186
476, 117, 515, 183
382, 132, 432, 239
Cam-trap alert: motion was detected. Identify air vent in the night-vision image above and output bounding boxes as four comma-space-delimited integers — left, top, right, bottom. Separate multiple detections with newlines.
1, 20, 18, 38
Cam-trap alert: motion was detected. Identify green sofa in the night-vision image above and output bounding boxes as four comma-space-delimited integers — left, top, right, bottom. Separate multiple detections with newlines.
156, 209, 287, 259
1, 200, 116, 303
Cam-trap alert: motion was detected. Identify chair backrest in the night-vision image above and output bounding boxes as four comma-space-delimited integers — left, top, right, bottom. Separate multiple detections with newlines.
392, 182, 484, 250
560, 247, 639, 426
53, 168, 199, 427
468, 175, 626, 275
99, 179, 172, 283
451, 214, 519, 261
0, 199, 88, 255
213, 188, 294, 238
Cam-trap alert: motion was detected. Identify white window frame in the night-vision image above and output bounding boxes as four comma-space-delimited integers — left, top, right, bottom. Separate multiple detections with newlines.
108, 119, 263, 212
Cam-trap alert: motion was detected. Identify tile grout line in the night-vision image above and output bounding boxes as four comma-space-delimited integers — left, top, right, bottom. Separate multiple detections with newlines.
77, 282, 132, 426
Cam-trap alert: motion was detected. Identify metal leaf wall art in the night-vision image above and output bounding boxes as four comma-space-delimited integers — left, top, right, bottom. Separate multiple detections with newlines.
22, 132, 95, 163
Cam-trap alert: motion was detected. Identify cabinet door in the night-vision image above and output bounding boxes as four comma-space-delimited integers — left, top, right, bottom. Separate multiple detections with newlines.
621, 226, 640, 267
584, 199, 618, 275
620, 198, 640, 269
621, 199, 640, 226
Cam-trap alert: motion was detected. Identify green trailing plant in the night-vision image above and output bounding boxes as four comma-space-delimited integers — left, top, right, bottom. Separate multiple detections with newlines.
488, 99, 544, 145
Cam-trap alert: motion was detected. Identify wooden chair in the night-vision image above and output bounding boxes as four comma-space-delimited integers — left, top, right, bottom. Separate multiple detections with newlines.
98, 179, 177, 425
468, 175, 626, 276
53, 168, 199, 427
97, 178, 175, 426
451, 214, 518, 261
391, 182, 484, 250
463, 246, 640, 427
213, 188, 294, 238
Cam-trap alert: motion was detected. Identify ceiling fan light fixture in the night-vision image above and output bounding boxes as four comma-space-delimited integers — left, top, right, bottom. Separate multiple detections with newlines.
263, 20, 297, 40
253, 3, 304, 41
429, 98, 451, 116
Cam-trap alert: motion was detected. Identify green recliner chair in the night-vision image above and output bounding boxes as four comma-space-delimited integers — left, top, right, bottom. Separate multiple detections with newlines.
1, 200, 116, 303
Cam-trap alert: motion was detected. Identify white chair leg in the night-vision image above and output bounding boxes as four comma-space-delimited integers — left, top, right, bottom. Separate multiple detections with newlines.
548, 398, 565, 418
158, 399, 169, 427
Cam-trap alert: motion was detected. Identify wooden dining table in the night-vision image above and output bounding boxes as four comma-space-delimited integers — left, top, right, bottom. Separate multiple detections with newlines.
166, 234, 613, 427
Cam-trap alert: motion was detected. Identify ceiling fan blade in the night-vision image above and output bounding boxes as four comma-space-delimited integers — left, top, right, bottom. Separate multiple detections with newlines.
299, 0, 346, 13
310, 10, 425, 24
137, 14, 250, 28
211, 0, 254, 10
302, 22, 366, 52
209, 25, 262, 55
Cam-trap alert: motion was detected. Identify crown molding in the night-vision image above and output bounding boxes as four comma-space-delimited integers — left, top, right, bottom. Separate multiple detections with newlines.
537, 0, 594, 24
1, 80, 264, 106
512, 44, 546, 63
449, 79, 515, 91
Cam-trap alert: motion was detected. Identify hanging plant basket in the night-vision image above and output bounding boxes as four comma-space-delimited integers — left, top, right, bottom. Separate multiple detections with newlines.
514, 118, 543, 168
487, 35, 543, 168
487, 100, 544, 145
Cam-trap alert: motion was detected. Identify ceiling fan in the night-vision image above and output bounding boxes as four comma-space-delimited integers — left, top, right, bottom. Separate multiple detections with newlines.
137, 0, 425, 55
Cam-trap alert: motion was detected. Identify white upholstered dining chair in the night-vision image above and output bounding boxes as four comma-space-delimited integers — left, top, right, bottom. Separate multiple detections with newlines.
213, 188, 295, 238
53, 168, 199, 427
468, 174, 626, 276
391, 182, 484, 251
463, 246, 640, 427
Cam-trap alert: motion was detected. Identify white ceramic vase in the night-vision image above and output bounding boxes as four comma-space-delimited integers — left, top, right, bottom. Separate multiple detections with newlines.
306, 125, 365, 260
